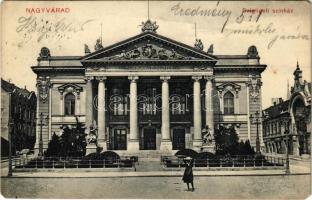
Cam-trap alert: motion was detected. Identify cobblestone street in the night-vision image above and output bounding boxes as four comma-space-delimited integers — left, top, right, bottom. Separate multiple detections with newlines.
1, 174, 310, 199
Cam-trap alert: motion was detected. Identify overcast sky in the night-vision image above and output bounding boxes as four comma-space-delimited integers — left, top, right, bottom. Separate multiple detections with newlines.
2, 1, 311, 108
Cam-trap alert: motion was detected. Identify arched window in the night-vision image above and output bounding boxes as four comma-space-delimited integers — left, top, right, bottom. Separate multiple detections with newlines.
224, 91, 234, 115
64, 93, 75, 115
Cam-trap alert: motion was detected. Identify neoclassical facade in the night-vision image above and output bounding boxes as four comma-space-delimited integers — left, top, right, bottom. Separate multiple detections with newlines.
263, 63, 311, 157
32, 20, 266, 155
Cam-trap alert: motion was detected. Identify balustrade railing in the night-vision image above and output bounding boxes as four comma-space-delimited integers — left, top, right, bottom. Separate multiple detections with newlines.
161, 155, 286, 168
13, 156, 138, 169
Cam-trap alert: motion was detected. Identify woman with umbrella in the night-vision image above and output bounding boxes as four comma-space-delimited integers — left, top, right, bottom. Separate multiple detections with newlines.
182, 157, 195, 192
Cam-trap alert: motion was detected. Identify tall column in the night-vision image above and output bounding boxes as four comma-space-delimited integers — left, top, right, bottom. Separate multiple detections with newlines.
128, 76, 139, 151
96, 76, 107, 150
85, 77, 93, 128
204, 75, 215, 152
193, 76, 202, 151
160, 76, 172, 151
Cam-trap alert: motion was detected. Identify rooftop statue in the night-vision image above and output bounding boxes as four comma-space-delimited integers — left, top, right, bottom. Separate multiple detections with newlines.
94, 38, 103, 51
141, 19, 159, 33
207, 44, 214, 54
84, 44, 91, 54
194, 39, 204, 51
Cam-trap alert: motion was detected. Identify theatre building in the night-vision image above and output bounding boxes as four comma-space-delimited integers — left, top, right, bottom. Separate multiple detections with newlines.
32, 20, 266, 155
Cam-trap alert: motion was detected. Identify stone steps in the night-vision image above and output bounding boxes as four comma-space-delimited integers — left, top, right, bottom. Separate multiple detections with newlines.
135, 161, 164, 172
114, 150, 177, 160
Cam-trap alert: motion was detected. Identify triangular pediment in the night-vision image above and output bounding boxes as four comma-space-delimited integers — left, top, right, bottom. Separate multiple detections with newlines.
81, 32, 217, 63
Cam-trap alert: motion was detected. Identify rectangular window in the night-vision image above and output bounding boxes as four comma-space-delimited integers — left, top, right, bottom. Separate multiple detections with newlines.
112, 96, 128, 116
171, 103, 186, 115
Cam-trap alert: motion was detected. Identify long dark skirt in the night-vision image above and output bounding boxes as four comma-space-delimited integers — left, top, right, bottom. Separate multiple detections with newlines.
182, 165, 193, 183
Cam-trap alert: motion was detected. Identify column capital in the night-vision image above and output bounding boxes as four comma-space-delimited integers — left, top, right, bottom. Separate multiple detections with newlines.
160, 76, 170, 82
204, 75, 214, 81
128, 76, 139, 82
84, 76, 94, 82
95, 76, 107, 81
192, 76, 202, 81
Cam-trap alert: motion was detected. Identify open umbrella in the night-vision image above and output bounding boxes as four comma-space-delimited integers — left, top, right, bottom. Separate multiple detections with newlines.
175, 149, 199, 158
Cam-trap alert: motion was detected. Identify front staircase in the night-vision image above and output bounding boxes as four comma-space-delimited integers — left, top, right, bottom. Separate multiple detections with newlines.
112, 150, 178, 171
114, 150, 177, 160
134, 160, 165, 172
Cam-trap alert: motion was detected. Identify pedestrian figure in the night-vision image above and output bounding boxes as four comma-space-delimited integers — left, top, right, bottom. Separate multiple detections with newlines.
182, 157, 195, 192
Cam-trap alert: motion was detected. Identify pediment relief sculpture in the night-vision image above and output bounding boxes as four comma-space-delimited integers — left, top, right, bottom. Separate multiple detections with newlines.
101, 44, 194, 60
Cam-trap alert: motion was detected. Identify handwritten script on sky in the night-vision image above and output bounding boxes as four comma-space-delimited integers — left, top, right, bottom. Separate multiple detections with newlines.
16, 15, 94, 47
170, 2, 309, 49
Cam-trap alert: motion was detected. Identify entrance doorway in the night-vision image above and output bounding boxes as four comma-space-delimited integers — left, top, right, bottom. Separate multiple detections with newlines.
173, 128, 185, 150
113, 129, 127, 150
143, 128, 156, 150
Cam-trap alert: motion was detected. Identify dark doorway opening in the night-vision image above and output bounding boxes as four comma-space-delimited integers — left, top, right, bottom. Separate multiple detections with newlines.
173, 128, 185, 150
113, 129, 127, 150
143, 128, 156, 150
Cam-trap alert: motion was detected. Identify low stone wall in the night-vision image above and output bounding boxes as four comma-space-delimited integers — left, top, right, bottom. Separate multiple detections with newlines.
13, 167, 135, 172
162, 166, 285, 171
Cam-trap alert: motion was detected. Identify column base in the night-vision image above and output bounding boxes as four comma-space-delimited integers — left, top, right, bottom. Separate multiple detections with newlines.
34, 147, 40, 157
202, 143, 216, 153
193, 140, 203, 152
34, 143, 46, 157
86, 143, 97, 155
128, 140, 140, 152
301, 154, 310, 159
97, 140, 107, 152
160, 140, 172, 152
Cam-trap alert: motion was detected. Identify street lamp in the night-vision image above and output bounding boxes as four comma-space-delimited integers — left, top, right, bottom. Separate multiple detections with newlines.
8, 92, 13, 177
38, 112, 48, 157
250, 110, 263, 156
283, 120, 290, 174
